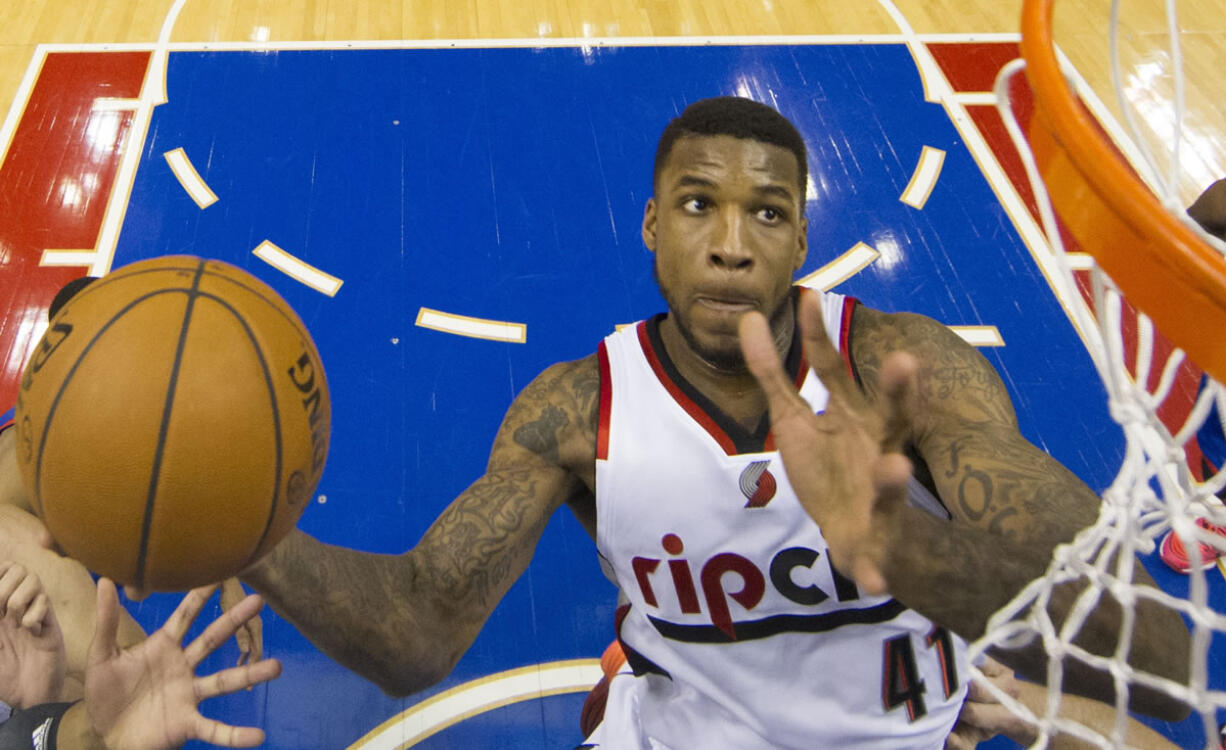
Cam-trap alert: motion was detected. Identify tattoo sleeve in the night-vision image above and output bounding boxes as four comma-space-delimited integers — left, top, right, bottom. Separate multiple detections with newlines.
856, 309, 1191, 720
243, 356, 597, 697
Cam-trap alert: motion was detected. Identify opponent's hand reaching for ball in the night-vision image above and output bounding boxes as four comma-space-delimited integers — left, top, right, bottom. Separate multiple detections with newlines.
84, 579, 282, 750
0, 560, 67, 708
738, 291, 916, 595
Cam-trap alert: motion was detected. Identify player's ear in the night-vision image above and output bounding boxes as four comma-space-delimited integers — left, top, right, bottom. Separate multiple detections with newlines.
642, 198, 658, 253
793, 216, 808, 270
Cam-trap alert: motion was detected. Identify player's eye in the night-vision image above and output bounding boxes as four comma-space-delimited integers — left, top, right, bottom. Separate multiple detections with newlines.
682, 197, 711, 214
756, 206, 786, 224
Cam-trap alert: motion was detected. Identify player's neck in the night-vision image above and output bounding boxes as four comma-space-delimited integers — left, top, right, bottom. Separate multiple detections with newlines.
657, 310, 794, 432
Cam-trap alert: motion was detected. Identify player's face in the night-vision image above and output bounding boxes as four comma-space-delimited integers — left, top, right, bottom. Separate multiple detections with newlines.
644, 134, 808, 370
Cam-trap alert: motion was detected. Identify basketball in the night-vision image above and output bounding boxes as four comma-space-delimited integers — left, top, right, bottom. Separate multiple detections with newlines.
13, 256, 330, 591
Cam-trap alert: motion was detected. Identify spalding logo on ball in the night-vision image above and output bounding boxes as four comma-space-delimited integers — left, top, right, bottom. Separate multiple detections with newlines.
14, 256, 330, 591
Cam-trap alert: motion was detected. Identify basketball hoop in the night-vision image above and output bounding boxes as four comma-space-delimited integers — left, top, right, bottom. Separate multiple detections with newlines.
968, 0, 1226, 746
1018, 0, 1226, 384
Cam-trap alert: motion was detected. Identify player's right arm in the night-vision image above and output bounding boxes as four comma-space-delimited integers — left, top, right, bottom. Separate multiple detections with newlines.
242, 355, 599, 697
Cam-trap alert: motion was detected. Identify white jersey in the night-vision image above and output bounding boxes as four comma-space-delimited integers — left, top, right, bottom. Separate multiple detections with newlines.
589, 291, 968, 750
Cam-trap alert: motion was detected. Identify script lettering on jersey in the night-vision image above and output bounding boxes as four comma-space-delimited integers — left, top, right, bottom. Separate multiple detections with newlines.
287, 350, 328, 475
632, 533, 862, 640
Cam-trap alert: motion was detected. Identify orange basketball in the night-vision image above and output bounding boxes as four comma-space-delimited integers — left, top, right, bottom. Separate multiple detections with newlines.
13, 256, 330, 591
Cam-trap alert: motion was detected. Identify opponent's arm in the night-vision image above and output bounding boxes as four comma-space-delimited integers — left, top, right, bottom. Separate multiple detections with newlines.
242, 355, 598, 697
948, 657, 1179, 750
852, 307, 1190, 719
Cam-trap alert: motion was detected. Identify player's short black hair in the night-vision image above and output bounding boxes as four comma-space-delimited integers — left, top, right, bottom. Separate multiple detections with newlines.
653, 96, 808, 196
48, 276, 98, 321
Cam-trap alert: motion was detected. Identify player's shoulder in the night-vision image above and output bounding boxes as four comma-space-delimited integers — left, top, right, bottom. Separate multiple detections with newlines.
848, 303, 970, 370
518, 353, 600, 414
495, 353, 600, 470
849, 303, 1017, 424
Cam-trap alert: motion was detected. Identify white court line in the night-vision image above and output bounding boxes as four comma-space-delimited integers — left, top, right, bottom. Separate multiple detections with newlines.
84, 0, 189, 277
91, 97, 142, 111
0, 47, 49, 170
953, 92, 997, 106
40, 250, 101, 268
28, 32, 1022, 55
349, 660, 602, 750
253, 240, 344, 297
1066, 253, 1095, 271
795, 242, 880, 291
163, 147, 218, 208
950, 325, 1005, 347
900, 146, 946, 209
415, 307, 527, 343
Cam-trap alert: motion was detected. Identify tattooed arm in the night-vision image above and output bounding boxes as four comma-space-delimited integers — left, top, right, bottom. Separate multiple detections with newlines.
242, 355, 600, 697
852, 307, 1190, 720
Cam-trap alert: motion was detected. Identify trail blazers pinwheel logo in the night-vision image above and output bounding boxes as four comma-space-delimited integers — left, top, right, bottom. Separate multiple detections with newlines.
740, 461, 777, 508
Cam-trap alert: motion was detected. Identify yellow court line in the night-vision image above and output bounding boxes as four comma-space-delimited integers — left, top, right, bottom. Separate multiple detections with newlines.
900, 146, 946, 209
416, 307, 527, 343
163, 147, 218, 208
348, 659, 602, 750
795, 242, 881, 292
253, 240, 344, 297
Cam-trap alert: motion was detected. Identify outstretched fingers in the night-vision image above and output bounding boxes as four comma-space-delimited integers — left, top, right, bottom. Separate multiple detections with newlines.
796, 291, 863, 410
851, 452, 913, 597
191, 715, 267, 749
183, 593, 265, 668
739, 311, 812, 424
196, 657, 282, 700
162, 584, 220, 647
878, 351, 919, 453
89, 578, 123, 664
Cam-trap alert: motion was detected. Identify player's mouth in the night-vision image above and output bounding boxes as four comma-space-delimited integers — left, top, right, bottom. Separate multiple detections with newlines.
695, 295, 756, 313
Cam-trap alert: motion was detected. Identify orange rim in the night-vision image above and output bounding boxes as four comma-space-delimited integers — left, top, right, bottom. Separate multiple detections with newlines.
1020, 0, 1226, 383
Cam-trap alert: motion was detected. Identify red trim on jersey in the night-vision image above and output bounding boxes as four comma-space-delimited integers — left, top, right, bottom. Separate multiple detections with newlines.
614, 603, 631, 637
764, 292, 853, 452
635, 322, 739, 455
596, 341, 612, 460
839, 295, 858, 379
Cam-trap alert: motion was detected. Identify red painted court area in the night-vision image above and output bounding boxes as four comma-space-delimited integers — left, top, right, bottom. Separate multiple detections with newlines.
0, 51, 149, 408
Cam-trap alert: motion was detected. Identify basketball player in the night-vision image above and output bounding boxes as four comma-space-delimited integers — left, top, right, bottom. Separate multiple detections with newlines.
1158, 177, 1226, 573
239, 97, 1192, 746
0, 561, 279, 749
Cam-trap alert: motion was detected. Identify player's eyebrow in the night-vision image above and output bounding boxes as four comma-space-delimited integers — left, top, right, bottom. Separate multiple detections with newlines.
672, 174, 796, 202
673, 174, 717, 191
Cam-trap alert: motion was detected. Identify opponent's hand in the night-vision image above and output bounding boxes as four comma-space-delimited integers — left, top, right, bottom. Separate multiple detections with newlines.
738, 292, 917, 595
1188, 178, 1226, 241
0, 560, 67, 708
945, 657, 1033, 749
85, 579, 282, 750
220, 578, 263, 665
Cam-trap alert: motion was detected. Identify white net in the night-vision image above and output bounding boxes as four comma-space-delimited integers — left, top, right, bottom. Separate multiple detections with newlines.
969, 0, 1226, 746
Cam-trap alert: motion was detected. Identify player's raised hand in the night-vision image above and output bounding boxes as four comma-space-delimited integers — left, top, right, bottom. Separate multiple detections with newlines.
85, 579, 282, 750
0, 560, 67, 708
738, 291, 916, 595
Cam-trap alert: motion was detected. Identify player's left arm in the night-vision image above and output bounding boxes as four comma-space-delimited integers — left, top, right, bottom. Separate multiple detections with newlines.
851, 306, 1191, 720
